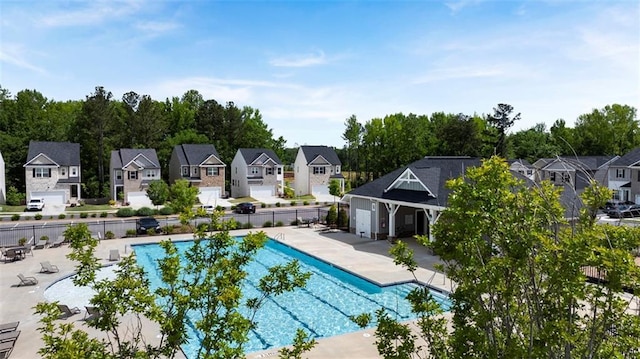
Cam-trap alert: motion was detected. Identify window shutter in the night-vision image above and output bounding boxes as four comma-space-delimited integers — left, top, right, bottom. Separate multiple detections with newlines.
33, 169, 35, 177
48, 168, 51, 177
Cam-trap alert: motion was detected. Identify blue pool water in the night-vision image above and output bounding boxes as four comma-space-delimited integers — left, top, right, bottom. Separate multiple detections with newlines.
133, 238, 451, 356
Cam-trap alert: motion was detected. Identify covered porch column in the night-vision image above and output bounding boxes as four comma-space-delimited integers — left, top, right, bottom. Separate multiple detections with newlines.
385, 202, 400, 239
423, 208, 441, 242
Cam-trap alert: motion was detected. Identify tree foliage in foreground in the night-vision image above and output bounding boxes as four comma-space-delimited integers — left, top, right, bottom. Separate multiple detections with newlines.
35, 210, 316, 358
354, 156, 640, 358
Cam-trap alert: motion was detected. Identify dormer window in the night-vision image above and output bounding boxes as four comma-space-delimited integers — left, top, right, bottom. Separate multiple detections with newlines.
70, 166, 78, 177
61, 167, 67, 176
182, 167, 189, 176
336, 165, 341, 174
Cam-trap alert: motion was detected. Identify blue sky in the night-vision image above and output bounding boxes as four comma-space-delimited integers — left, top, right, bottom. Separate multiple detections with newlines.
1, 0, 638, 148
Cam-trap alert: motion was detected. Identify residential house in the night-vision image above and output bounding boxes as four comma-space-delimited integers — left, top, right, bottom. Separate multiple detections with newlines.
532, 156, 618, 190
24, 141, 81, 206
293, 145, 343, 198
0, 150, 5, 204
110, 148, 161, 207
230, 148, 283, 199
343, 156, 583, 241
607, 148, 640, 203
169, 144, 226, 205
508, 159, 535, 181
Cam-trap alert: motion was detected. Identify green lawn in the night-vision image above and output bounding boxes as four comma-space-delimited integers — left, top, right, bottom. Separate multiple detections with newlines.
66, 204, 114, 212
0, 204, 26, 212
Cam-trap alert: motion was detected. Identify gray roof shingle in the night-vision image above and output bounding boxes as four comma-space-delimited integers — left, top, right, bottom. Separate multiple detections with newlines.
26, 141, 80, 166
111, 148, 160, 169
174, 144, 223, 166
238, 148, 282, 165
300, 145, 341, 165
610, 148, 640, 167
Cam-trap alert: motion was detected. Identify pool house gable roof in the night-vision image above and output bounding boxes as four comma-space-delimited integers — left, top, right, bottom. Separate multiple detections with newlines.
384, 168, 435, 197
345, 156, 482, 208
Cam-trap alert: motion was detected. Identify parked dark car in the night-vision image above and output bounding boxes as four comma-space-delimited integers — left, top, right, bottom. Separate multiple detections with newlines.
136, 217, 162, 234
608, 205, 640, 219
235, 202, 256, 214
604, 200, 635, 214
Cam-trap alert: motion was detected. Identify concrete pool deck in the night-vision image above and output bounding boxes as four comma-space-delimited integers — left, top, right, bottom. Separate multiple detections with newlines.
0, 225, 452, 359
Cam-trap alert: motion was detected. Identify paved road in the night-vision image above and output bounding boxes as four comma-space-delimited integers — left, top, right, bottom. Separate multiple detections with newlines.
0, 207, 329, 247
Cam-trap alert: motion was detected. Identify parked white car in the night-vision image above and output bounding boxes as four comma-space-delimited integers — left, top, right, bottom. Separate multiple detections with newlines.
27, 198, 45, 211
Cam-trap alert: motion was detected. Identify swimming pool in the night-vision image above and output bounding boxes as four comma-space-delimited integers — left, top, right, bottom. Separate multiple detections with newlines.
133, 238, 451, 356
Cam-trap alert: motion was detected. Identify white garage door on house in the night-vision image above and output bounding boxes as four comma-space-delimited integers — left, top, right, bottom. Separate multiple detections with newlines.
127, 192, 152, 208
198, 187, 220, 205
250, 186, 274, 199
355, 208, 371, 239
30, 191, 66, 206
312, 185, 329, 196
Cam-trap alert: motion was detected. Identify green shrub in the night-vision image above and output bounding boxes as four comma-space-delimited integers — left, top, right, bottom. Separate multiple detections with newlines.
91, 213, 97, 218
49, 216, 53, 220
275, 221, 284, 227
136, 207, 154, 217
159, 206, 174, 215
100, 212, 108, 218
303, 201, 309, 206
338, 208, 349, 227
69, 214, 74, 218
105, 231, 115, 239
244, 222, 253, 229
147, 228, 156, 235
290, 201, 297, 206
116, 208, 135, 217
261, 202, 267, 208
263, 221, 273, 227
35, 213, 43, 220
275, 202, 281, 207
125, 229, 137, 237
11, 214, 20, 221
290, 220, 297, 226
326, 204, 338, 225
162, 225, 174, 234
108, 199, 116, 206
18, 237, 27, 246
216, 205, 225, 212
6, 186, 25, 206
40, 235, 49, 243
197, 223, 211, 232
58, 213, 66, 219
315, 202, 320, 205
80, 212, 88, 218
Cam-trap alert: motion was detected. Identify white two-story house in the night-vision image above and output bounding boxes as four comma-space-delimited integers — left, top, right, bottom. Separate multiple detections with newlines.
230, 148, 283, 199
24, 141, 82, 206
293, 145, 343, 198
607, 148, 640, 203
110, 148, 161, 207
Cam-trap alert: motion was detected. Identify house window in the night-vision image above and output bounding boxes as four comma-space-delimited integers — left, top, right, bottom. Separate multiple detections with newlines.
145, 169, 156, 178
616, 169, 626, 178
277, 167, 282, 175
33, 168, 51, 178
182, 167, 189, 176
526, 170, 532, 176
637, 170, 640, 182
70, 167, 78, 177
336, 165, 341, 174
207, 167, 219, 176
266, 167, 274, 175
549, 172, 556, 182
250, 167, 260, 175
313, 167, 326, 175
561, 173, 571, 183
193, 167, 198, 175
115, 170, 122, 180
60, 167, 67, 176
128, 171, 138, 180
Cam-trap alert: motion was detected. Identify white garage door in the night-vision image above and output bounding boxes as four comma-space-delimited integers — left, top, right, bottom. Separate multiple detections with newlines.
127, 192, 152, 208
31, 191, 66, 206
250, 186, 274, 199
355, 208, 371, 239
198, 187, 221, 205
312, 185, 329, 196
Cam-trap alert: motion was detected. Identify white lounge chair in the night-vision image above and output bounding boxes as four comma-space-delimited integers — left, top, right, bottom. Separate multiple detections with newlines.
109, 249, 120, 261
57, 304, 81, 319
16, 274, 37, 286
40, 261, 60, 273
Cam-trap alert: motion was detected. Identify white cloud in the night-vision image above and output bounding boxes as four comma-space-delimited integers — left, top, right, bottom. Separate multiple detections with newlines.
270, 50, 328, 68
135, 20, 180, 34
39, 0, 143, 27
0, 43, 47, 74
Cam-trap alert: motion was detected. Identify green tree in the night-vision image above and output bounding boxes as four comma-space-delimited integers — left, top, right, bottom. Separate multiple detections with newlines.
147, 180, 170, 207
168, 179, 199, 214
328, 179, 342, 201
550, 118, 577, 156
508, 123, 560, 163
486, 103, 520, 157
573, 104, 638, 155
34, 216, 316, 358
355, 156, 640, 358
342, 114, 363, 183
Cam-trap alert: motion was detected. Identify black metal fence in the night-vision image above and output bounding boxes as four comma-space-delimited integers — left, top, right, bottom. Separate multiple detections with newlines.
0, 207, 331, 248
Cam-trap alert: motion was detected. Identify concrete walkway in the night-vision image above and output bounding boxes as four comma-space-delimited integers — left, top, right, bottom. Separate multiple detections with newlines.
0, 225, 451, 359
